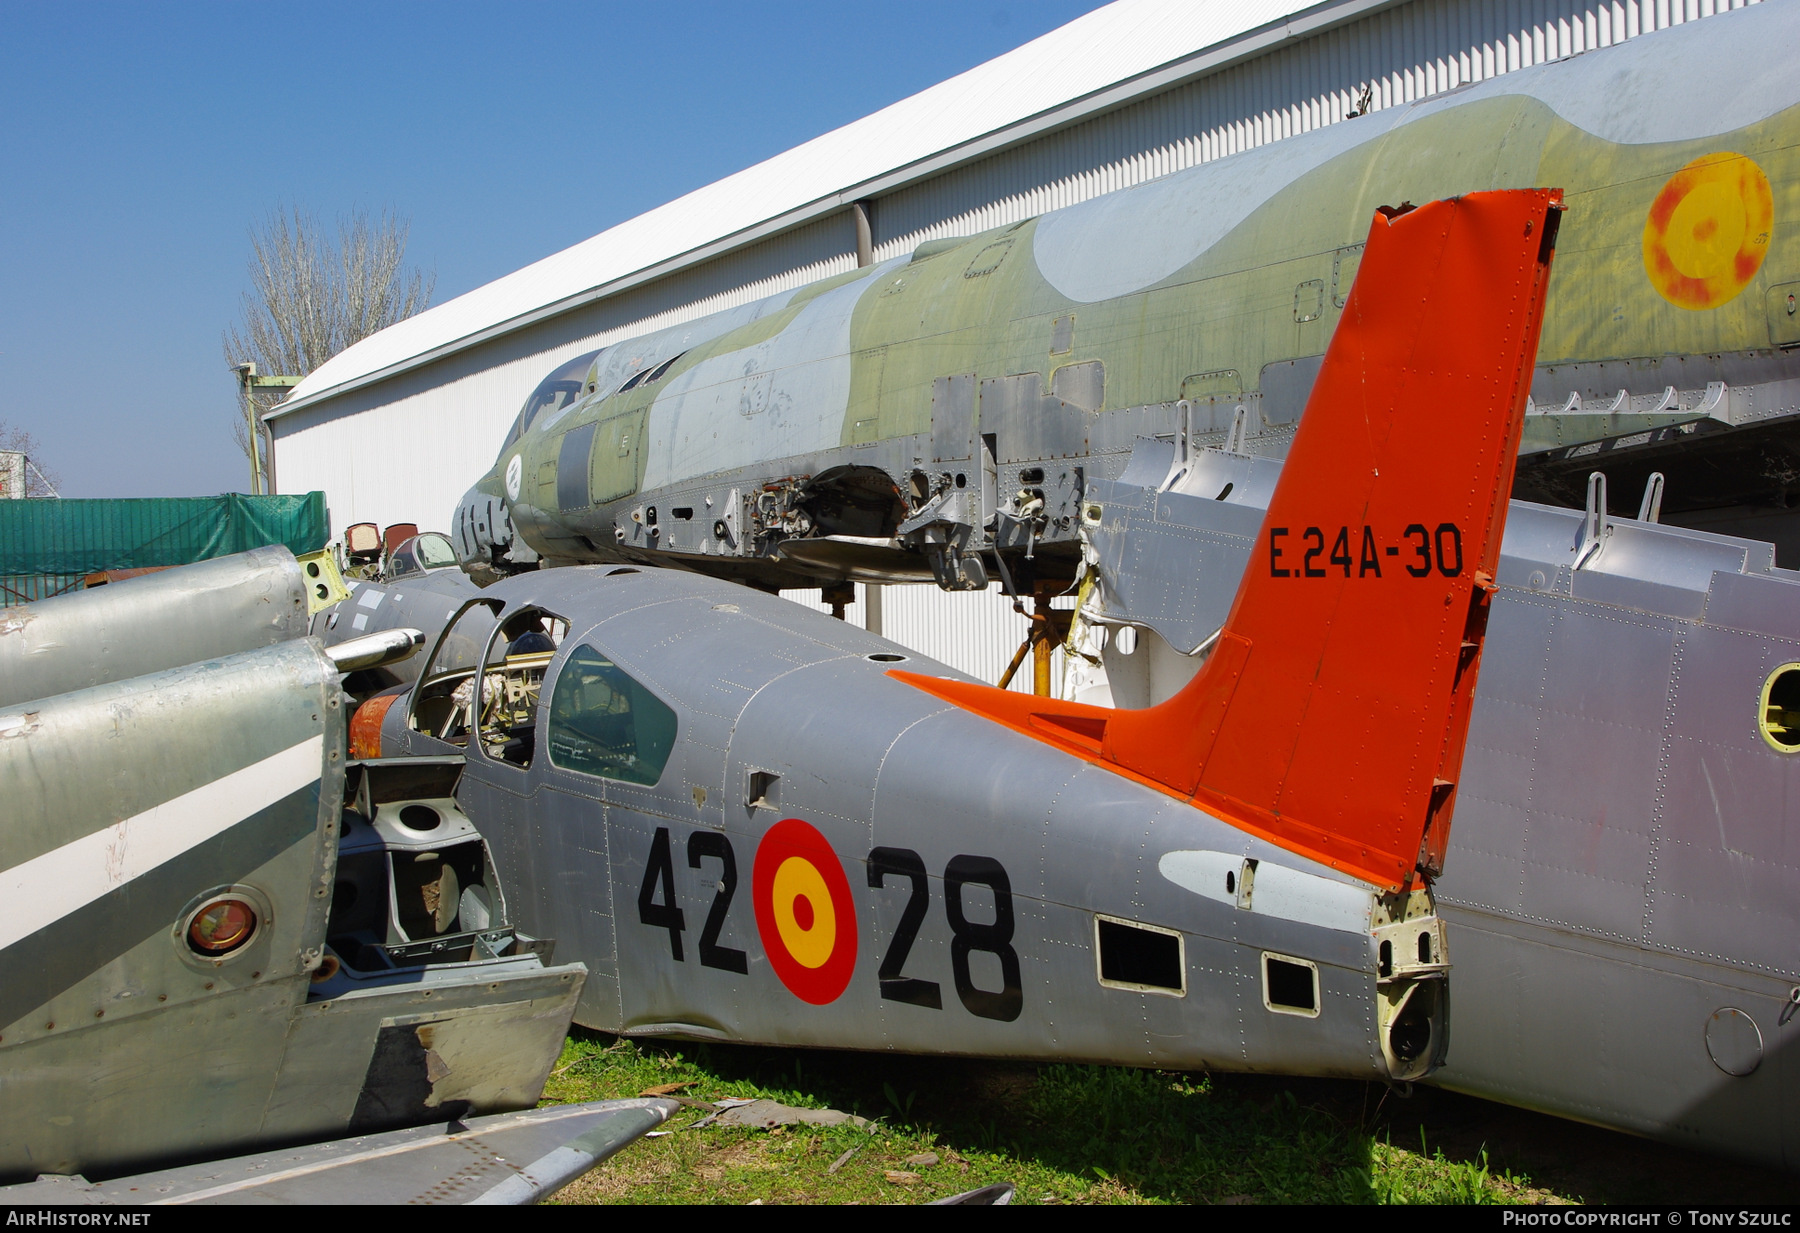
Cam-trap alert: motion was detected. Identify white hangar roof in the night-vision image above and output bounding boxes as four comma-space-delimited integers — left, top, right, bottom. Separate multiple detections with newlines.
277, 0, 1396, 416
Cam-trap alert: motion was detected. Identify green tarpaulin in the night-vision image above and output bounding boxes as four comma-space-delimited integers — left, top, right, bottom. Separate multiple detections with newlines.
0, 493, 328, 576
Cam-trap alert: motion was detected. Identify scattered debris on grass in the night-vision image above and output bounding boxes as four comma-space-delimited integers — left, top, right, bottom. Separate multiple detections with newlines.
714, 1099, 871, 1131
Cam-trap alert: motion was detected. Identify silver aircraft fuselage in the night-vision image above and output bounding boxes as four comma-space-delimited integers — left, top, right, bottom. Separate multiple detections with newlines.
380, 565, 1448, 1083
1079, 439, 1800, 1169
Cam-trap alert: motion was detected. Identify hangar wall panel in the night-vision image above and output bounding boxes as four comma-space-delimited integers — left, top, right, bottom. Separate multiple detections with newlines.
785, 584, 1064, 695
870, 0, 1756, 258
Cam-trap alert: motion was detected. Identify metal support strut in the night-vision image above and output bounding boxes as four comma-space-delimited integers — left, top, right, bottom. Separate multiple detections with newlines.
997, 581, 1071, 696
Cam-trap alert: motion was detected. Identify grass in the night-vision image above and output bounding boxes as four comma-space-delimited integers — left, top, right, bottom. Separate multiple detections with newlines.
537, 1030, 1800, 1205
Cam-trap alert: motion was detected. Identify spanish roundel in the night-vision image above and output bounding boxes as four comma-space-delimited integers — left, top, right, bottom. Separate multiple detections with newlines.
1642, 151, 1772, 311
752, 818, 857, 1005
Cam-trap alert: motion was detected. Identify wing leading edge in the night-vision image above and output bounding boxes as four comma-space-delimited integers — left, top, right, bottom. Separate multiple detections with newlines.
895, 188, 1562, 890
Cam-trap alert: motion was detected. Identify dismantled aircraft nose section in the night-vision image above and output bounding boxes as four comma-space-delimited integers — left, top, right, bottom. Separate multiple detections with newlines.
0, 557, 585, 1183
454, 481, 539, 586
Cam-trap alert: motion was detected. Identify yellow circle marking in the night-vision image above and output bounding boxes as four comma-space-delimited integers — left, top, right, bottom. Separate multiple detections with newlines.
1643, 152, 1773, 311
772, 856, 836, 969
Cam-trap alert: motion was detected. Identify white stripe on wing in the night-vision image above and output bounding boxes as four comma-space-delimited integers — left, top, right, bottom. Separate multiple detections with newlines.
0, 734, 324, 949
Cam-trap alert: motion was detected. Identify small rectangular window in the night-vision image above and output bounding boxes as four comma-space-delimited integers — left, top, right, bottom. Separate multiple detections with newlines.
1262, 952, 1319, 1017
1094, 915, 1184, 996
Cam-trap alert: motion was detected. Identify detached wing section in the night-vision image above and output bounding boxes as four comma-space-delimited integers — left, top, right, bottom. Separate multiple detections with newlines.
896, 189, 1561, 890
1, 1100, 678, 1206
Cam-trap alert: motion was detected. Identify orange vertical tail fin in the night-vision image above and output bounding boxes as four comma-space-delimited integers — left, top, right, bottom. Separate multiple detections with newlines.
894, 188, 1561, 889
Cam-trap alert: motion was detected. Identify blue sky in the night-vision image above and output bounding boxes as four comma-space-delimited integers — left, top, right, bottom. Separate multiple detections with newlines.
0, 0, 1104, 498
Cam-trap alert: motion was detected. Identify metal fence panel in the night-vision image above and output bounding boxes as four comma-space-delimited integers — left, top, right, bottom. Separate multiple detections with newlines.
0, 493, 326, 604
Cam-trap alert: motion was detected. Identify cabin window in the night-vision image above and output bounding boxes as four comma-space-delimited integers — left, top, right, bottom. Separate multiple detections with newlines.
1094, 915, 1185, 996
505, 350, 599, 446
387, 533, 458, 581
513, 379, 583, 441
1262, 952, 1320, 1017
546, 643, 678, 786
413, 532, 458, 570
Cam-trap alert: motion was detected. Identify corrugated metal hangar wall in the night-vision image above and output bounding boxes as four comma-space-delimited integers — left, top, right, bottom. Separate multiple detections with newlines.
268, 0, 1759, 693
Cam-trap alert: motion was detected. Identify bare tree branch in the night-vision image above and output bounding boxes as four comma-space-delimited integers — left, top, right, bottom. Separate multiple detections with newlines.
0, 421, 61, 496
223, 206, 435, 459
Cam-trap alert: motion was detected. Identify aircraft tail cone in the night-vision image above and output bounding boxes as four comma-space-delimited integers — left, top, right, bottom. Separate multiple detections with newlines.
893, 188, 1562, 890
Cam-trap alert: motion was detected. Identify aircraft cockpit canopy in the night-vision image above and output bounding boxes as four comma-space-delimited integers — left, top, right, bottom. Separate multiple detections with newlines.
504, 349, 601, 448
386, 531, 459, 581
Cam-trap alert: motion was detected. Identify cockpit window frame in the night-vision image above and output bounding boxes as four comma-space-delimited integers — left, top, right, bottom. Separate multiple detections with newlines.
386, 532, 458, 582
408, 597, 504, 747
470, 606, 570, 771
504, 349, 602, 448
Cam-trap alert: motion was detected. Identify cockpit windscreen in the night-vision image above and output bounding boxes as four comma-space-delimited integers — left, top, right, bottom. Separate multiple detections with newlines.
505, 350, 600, 447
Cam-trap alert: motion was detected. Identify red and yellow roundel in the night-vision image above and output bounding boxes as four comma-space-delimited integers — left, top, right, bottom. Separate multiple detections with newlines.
752, 818, 857, 1005
1643, 152, 1773, 311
